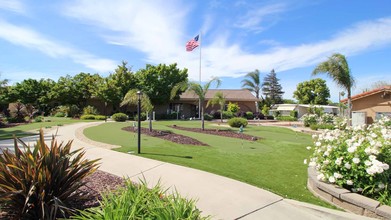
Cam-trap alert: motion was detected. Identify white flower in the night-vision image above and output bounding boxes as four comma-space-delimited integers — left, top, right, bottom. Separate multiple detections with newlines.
333, 172, 343, 179
315, 142, 321, 147
364, 147, 371, 155
344, 163, 351, 169
352, 157, 360, 164
346, 180, 353, 185
323, 151, 329, 156
364, 160, 372, 166
309, 161, 316, 167
378, 183, 385, 189
369, 155, 376, 161
347, 146, 356, 153
382, 163, 389, 170
317, 173, 325, 181
328, 176, 336, 183
303, 159, 307, 164
306, 146, 312, 150
323, 160, 330, 165
370, 133, 377, 138
335, 157, 343, 166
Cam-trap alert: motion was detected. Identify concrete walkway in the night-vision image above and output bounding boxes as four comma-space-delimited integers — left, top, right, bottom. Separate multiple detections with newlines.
0, 122, 375, 219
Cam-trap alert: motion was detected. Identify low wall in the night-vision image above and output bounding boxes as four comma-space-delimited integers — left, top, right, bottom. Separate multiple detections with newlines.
307, 167, 391, 219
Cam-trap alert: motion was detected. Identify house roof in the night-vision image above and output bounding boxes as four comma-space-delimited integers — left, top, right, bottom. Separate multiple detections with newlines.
179, 89, 258, 102
341, 86, 391, 103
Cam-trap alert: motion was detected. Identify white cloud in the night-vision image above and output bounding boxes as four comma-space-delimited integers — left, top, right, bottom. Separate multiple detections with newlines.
0, 0, 26, 14
0, 19, 117, 72
233, 3, 286, 32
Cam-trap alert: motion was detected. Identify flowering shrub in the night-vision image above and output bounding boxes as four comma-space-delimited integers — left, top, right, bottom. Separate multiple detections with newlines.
320, 113, 334, 124
307, 116, 391, 205
302, 114, 318, 127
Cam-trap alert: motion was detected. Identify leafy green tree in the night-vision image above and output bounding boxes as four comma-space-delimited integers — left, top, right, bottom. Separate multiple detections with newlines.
241, 69, 262, 112
293, 78, 330, 105
312, 53, 355, 121
121, 89, 154, 131
261, 105, 270, 117
0, 76, 9, 112
172, 77, 221, 130
136, 63, 188, 105
206, 91, 226, 122
96, 61, 136, 111
283, 99, 297, 104
262, 69, 284, 104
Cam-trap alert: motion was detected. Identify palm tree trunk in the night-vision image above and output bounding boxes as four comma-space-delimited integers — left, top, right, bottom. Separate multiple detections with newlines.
201, 106, 205, 130
220, 111, 223, 123
347, 89, 352, 126
148, 112, 152, 131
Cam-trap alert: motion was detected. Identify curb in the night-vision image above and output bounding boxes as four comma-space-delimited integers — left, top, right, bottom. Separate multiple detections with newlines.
307, 166, 391, 219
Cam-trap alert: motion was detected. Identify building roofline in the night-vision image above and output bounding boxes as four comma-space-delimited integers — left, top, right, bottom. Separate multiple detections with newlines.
341, 86, 391, 103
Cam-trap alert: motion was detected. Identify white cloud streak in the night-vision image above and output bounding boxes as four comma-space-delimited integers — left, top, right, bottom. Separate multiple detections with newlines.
0, 19, 117, 72
0, 0, 26, 14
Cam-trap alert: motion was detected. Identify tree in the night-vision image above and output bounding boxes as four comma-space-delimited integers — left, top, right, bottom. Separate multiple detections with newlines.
172, 77, 221, 130
121, 89, 154, 131
262, 69, 284, 104
206, 91, 226, 122
241, 69, 262, 112
293, 78, 330, 105
96, 61, 136, 111
0, 76, 9, 114
312, 53, 355, 121
135, 63, 188, 105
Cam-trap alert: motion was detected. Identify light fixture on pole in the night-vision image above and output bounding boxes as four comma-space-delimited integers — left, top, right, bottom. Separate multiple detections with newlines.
137, 91, 142, 154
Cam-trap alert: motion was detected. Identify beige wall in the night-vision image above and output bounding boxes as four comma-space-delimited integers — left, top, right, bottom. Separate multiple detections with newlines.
351, 92, 391, 124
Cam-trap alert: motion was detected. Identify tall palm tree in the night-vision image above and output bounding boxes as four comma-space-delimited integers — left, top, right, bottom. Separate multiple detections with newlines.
207, 91, 226, 123
312, 53, 355, 122
172, 77, 221, 130
241, 69, 261, 112
121, 89, 154, 131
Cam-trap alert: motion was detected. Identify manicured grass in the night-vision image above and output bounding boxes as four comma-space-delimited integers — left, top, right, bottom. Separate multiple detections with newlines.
84, 120, 334, 208
0, 117, 94, 140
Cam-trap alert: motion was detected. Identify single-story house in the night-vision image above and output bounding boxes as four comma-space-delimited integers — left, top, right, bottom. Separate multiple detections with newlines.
166, 89, 259, 118
341, 86, 391, 124
271, 104, 339, 118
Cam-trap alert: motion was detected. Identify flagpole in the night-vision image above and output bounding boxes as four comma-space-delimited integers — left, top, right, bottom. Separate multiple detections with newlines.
198, 32, 202, 119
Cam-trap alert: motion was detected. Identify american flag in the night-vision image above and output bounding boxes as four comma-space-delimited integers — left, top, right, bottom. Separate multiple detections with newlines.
186, 35, 199, 52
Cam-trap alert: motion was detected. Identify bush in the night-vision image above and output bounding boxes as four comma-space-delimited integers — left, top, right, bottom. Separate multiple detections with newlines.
112, 113, 128, 122
34, 116, 43, 122
134, 112, 147, 121
273, 110, 281, 118
290, 110, 298, 118
80, 114, 96, 120
307, 116, 391, 205
7, 117, 25, 123
277, 116, 297, 121
54, 112, 66, 117
68, 105, 80, 118
94, 115, 107, 120
0, 130, 99, 219
310, 124, 319, 130
83, 105, 99, 115
227, 102, 240, 114
222, 111, 234, 119
228, 117, 248, 128
71, 179, 209, 219
245, 112, 254, 119
302, 114, 318, 127
203, 113, 213, 121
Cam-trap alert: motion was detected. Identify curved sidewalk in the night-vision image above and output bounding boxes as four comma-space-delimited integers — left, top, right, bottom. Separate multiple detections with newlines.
0, 122, 375, 220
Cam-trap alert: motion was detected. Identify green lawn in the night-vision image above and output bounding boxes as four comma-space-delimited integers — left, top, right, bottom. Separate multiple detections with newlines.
0, 117, 94, 140
84, 120, 334, 208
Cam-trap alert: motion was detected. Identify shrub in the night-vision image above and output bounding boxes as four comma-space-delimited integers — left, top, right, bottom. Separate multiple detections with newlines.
203, 113, 213, 121
236, 111, 246, 118
80, 114, 96, 120
320, 113, 334, 124
307, 116, 391, 205
54, 112, 66, 117
302, 114, 318, 127
227, 102, 240, 114
228, 117, 248, 128
310, 124, 319, 130
277, 116, 297, 121
273, 110, 281, 118
222, 111, 234, 119
0, 130, 99, 219
6, 117, 25, 123
94, 115, 107, 120
71, 179, 209, 219
134, 112, 146, 121
34, 116, 43, 122
112, 113, 128, 122
290, 110, 298, 118
68, 105, 80, 118
83, 105, 99, 115
245, 111, 254, 119
261, 105, 270, 117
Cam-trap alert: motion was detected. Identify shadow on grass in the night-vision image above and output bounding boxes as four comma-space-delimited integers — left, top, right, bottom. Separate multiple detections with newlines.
141, 152, 193, 159
0, 130, 37, 140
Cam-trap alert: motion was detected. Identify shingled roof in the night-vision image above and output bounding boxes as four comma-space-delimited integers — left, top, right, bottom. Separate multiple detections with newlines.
179, 89, 258, 102
341, 86, 391, 103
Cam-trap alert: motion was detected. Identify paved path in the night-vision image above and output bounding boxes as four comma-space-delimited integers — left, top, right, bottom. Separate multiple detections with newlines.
0, 122, 375, 219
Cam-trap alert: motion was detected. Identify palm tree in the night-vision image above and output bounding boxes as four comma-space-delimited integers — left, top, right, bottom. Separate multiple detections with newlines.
312, 53, 355, 122
121, 89, 154, 131
172, 77, 221, 130
207, 91, 226, 123
241, 69, 261, 112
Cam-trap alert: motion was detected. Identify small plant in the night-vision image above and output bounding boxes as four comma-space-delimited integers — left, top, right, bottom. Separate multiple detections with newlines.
134, 112, 146, 121
227, 102, 240, 114
94, 115, 107, 120
222, 111, 234, 119
277, 116, 297, 121
70, 179, 209, 220
112, 113, 128, 122
302, 114, 318, 127
203, 113, 213, 121
54, 112, 66, 117
80, 114, 96, 120
0, 130, 100, 219
34, 116, 43, 122
246, 111, 254, 119
228, 117, 248, 128
83, 105, 99, 115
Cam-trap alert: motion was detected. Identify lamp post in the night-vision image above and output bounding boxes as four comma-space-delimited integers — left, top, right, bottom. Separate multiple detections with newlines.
137, 91, 142, 154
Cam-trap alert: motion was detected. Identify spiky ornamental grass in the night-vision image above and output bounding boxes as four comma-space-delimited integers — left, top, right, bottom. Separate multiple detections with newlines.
0, 129, 100, 219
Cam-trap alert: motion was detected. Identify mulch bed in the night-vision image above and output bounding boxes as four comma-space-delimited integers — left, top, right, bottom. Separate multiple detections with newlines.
122, 126, 209, 146
169, 125, 259, 141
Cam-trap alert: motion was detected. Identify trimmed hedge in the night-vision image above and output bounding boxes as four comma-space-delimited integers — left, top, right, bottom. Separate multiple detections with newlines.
276, 116, 297, 121
228, 117, 248, 128
80, 114, 96, 120
112, 113, 128, 122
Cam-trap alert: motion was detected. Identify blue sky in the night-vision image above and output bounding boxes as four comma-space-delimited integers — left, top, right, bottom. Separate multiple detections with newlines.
0, 0, 391, 102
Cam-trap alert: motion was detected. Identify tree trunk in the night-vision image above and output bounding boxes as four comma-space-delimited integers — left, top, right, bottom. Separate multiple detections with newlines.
347, 89, 352, 126
148, 112, 152, 131
201, 106, 205, 130
220, 111, 223, 123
